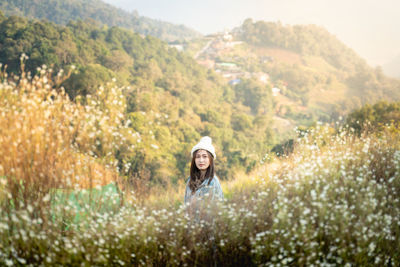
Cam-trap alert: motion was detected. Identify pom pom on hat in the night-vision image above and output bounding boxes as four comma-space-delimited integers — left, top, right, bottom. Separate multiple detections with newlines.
191, 136, 216, 159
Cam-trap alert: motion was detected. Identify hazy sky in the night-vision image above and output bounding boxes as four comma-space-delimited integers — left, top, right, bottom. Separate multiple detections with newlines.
103, 0, 400, 66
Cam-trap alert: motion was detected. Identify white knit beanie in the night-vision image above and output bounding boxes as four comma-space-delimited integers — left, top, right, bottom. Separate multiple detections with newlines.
191, 136, 216, 159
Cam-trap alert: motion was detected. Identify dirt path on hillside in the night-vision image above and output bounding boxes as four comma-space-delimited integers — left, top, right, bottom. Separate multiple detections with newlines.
194, 39, 213, 59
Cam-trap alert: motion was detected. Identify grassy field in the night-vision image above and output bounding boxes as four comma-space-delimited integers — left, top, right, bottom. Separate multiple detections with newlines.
0, 64, 399, 266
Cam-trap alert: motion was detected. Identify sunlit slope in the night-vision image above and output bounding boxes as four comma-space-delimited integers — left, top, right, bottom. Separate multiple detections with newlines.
193, 20, 400, 126
251, 46, 350, 112
240, 21, 400, 111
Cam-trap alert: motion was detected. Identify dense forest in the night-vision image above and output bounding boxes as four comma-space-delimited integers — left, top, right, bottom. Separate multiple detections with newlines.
0, 14, 275, 187
0, 0, 200, 41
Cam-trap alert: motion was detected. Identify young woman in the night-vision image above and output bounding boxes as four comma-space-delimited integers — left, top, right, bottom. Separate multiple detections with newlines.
184, 136, 224, 218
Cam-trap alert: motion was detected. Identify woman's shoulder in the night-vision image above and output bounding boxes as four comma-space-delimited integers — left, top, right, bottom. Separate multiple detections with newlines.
186, 176, 220, 187
212, 175, 220, 181
208, 175, 221, 185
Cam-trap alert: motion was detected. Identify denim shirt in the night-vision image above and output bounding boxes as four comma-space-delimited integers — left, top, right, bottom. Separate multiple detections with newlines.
184, 176, 224, 205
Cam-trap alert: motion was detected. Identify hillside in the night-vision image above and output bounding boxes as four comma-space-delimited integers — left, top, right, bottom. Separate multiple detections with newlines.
0, 15, 276, 188
188, 19, 400, 132
0, 0, 201, 41
2, 13, 399, 186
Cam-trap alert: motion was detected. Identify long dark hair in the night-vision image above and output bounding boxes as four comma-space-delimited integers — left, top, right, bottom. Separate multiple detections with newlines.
189, 150, 215, 193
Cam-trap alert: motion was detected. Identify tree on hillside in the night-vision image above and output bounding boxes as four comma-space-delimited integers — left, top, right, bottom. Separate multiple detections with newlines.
63, 64, 115, 99
234, 78, 273, 115
346, 101, 400, 134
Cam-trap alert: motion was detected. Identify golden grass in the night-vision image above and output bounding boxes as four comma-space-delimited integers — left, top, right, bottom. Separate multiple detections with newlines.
0, 63, 122, 204
308, 80, 348, 107
251, 46, 302, 65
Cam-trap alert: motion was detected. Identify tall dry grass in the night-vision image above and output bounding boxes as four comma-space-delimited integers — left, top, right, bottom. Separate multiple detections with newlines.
0, 58, 129, 216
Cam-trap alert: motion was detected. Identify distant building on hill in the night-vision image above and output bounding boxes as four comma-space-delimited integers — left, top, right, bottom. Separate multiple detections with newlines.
168, 44, 184, 52
260, 56, 274, 63
272, 87, 281, 96
215, 62, 238, 71
229, 78, 241, 85
223, 31, 233, 41
254, 72, 269, 84
225, 41, 243, 48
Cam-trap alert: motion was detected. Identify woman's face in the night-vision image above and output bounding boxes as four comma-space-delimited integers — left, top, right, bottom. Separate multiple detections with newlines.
195, 149, 210, 171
